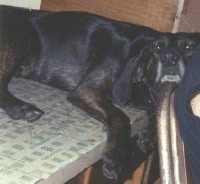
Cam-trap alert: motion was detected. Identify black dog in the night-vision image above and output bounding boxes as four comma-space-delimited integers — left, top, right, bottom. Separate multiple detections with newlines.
1, 5, 200, 180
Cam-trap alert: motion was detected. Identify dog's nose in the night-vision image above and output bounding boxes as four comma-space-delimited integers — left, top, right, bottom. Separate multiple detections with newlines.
161, 52, 179, 66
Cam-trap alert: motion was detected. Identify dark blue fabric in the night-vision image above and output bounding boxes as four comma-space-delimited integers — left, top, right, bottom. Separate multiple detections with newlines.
175, 44, 200, 184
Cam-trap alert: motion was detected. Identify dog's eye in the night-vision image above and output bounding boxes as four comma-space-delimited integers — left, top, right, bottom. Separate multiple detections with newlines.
151, 42, 166, 53
156, 46, 161, 50
179, 40, 196, 52
185, 44, 195, 50
186, 45, 190, 49
152, 45, 164, 52
179, 40, 197, 58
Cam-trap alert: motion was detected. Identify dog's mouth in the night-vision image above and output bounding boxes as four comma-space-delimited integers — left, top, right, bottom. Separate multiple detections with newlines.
156, 61, 185, 85
161, 74, 181, 84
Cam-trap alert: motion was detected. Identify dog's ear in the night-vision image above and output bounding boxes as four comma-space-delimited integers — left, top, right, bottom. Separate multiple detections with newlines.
112, 47, 149, 105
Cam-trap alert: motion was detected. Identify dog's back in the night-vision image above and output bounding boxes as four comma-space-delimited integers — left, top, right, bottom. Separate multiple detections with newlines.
0, 5, 158, 92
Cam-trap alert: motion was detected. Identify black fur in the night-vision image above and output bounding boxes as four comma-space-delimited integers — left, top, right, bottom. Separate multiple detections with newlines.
1, 5, 200, 180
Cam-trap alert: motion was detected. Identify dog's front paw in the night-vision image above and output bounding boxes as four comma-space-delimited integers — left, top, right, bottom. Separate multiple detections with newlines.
103, 163, 119, 181
102, 152, 120, 180
136, 123, 157, 153
102, 144, 125, 180
5, 103, 44, 122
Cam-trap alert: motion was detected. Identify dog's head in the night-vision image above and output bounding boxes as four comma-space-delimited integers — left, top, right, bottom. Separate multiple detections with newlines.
112, 33, 200, 106
142, 33, 200, 89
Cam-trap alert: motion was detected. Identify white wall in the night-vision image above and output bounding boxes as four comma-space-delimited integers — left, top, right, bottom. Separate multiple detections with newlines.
0, 0, 41, 9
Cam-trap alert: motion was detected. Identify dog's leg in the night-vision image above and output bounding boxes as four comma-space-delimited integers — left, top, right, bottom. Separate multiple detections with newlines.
1, 88, 44, 122
68, 87, 131, 180
0, 46, 44, 122
136, 118, 157, 153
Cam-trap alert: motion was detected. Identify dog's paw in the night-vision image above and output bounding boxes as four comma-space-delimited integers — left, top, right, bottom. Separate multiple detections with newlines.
102, 152, 121, 180
103, 163, 119, 180
136, 123, 157, 153
102, 144, 126, 180
5, 104, 44, 122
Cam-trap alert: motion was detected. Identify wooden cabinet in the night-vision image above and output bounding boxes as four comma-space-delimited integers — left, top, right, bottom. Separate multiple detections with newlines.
41, 0, 180, 32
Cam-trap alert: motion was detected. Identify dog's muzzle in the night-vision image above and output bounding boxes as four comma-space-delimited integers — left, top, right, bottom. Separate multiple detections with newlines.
157, 50, 185, 84
161, 74, 181, 83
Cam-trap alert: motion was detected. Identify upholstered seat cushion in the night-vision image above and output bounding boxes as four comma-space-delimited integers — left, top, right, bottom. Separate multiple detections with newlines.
0, 78, 146, 184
